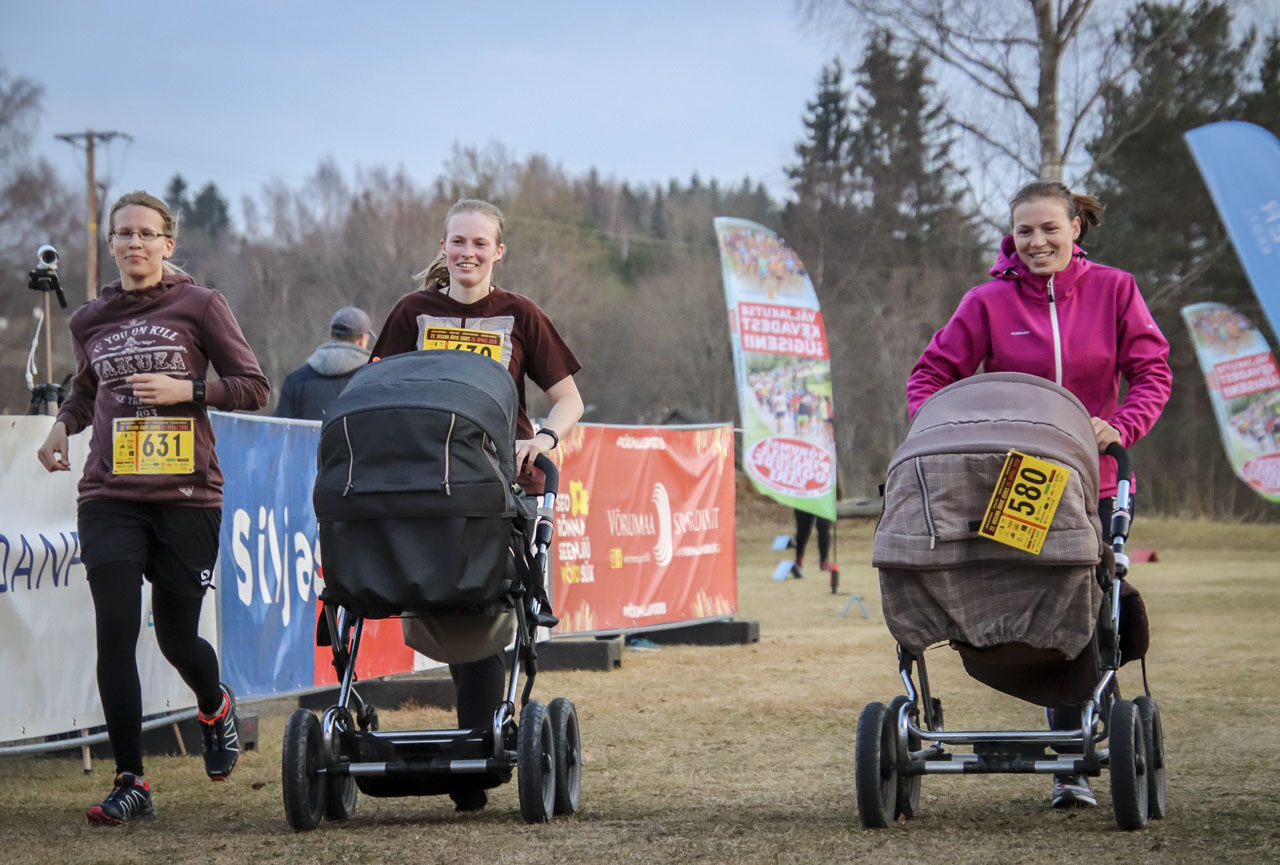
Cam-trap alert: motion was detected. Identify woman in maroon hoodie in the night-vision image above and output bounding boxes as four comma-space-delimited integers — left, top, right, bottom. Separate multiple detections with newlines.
36, 190, 269, 824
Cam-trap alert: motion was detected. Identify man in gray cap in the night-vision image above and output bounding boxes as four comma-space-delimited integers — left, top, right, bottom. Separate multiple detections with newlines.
275, 306, 374, 420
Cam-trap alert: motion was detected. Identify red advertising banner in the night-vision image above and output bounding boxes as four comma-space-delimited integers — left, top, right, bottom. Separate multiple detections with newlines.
550, 423, 738, 634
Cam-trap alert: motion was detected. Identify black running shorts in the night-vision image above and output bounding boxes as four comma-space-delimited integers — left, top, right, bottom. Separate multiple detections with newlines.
77, 499, 222, 597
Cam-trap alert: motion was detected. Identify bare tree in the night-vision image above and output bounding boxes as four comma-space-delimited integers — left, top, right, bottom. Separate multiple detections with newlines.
800, 0, 1196, 194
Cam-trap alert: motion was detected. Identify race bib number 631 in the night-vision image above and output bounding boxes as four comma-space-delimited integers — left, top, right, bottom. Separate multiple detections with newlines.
112, 417, 195, 475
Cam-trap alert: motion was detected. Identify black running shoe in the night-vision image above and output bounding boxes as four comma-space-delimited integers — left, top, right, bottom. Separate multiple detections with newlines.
87, 772, 155, 824
1052, 774, 1098, 808
449, 788, 488, 812
199, 683, 240, 780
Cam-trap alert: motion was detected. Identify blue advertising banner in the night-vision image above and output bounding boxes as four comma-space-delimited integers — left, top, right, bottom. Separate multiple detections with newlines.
211, 413, 322, 698
1185, 122, 1280, 341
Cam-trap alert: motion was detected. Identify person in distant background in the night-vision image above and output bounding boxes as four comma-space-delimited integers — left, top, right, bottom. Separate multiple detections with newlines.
275, 306, 374, 420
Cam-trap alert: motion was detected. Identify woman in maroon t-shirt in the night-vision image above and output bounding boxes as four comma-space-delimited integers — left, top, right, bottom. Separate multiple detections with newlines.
372, 198, 583, 811
36, 190, 268, 824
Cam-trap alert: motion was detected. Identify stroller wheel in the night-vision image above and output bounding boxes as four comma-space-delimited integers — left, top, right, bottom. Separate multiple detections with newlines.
518, 700, 556, 823
1109, 699, 1150, 830
321, 708, 358, 823
887, 696, 921, 820
1133, 696, 1166, 819
282, 709, 326, 831
854, 701, 898, 829
549, 698, 582, 815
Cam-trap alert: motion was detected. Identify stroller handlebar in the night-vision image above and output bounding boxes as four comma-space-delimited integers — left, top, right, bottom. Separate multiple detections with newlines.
533, 453, 559, 498
1102, 442, 1132, 553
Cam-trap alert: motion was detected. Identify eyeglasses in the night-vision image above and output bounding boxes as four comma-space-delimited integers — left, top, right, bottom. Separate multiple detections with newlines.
110, 230, 171, 242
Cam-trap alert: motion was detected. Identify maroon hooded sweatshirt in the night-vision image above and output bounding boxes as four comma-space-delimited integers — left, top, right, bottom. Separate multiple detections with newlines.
56, 273, 269, 507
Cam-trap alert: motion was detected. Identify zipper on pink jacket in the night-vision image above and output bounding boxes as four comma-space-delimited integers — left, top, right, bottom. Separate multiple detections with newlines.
1047, 274, 1063, 386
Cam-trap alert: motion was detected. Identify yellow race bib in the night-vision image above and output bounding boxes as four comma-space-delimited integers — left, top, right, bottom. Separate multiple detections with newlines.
979, 451, 1071, 555
112, 417, 195, 475
422, 326, 505, 364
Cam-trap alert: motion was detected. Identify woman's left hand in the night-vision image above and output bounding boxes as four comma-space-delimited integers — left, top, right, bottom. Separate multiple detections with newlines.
128, 373, 195, 406
1091, 416, 1122, 452
515, 432, 554, 475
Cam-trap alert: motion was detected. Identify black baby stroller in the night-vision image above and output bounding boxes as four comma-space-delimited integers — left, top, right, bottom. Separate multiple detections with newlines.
281, 350, 581, 829
860, 372, 1164, 831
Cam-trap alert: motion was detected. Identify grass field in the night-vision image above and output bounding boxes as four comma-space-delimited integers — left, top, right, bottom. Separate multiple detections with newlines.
4, 500, 1279, 865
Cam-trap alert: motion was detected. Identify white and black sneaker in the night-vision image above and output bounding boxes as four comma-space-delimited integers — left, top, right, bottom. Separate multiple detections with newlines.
199, 683, 241, 781
87, 772, 155, 824
1052, 774, 1097, 808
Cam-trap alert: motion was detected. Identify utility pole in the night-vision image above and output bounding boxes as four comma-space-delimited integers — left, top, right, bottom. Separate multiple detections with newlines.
54, 130, 131, 300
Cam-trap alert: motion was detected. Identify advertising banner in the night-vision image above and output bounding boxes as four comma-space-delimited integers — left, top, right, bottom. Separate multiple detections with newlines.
713, 217, 837, 520
1185, 122, 1280, 341
0, 416, 216, 742
551, 423, 737, 634
1181, 303, 1280, 501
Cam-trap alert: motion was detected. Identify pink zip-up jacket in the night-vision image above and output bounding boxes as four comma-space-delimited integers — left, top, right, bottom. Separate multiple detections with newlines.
907, 236, 1172, 497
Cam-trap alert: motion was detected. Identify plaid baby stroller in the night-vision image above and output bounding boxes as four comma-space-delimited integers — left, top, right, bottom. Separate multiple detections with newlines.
280, 350, 581, 828
861, 372, 1164, 831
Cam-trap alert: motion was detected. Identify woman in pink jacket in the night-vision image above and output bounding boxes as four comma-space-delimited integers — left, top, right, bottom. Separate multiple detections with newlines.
907, 179, 1172, 810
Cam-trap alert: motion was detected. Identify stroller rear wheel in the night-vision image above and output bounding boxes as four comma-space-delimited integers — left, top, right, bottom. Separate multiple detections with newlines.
887, 696, 921, 820
1133, 696, 1166, 819
282, 709, 326, 831
1109, 699, 1150, 830
549, 697, 582, 815
518, 700, 556, 823
855, 701, 898, 828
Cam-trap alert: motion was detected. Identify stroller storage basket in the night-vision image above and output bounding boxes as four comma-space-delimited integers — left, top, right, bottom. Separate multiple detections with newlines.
314, 350, 531, 618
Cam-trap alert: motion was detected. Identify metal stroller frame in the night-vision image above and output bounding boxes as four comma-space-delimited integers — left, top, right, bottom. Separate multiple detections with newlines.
856, 445, 1167, 831
282, 455, 582, 828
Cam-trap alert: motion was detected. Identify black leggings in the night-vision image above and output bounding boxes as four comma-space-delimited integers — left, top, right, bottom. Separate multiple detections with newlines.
793, 509, 831, 563
90, 562, 224, 775
449, 654, 506, 729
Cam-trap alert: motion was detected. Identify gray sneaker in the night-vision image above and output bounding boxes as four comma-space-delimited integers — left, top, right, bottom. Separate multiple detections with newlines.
1052, 774, 1097, 808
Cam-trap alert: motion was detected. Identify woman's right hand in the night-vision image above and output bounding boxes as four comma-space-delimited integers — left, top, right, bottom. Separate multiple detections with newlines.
37, 422, 71, 472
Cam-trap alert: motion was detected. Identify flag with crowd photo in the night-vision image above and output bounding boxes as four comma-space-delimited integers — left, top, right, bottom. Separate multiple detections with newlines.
1181, 303, 1280, 502
1185, 121, 1280, 343
713, 217, 837, 521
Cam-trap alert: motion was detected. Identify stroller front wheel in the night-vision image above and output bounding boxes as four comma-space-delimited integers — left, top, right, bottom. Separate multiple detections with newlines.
855, 701, 899, 829
282, 709, 327, 831
1133, 696, 1166, 819
549, 697, 582, 815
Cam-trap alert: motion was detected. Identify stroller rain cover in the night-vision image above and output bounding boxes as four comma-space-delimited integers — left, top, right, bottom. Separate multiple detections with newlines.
872, 372, 1107, 658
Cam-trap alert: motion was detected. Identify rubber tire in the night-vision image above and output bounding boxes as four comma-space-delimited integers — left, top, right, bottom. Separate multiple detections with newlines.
855, 701, 898, 829
518, 700, 556, 823
548, 697, 582, 815
887, 696, 921, 820
282, 709, 326, 831
1133, 696, 1166, 820
1109, 699, 1149, 830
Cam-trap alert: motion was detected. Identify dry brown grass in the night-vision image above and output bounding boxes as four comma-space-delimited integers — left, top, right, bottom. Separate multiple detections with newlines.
4, 507, 1279, 865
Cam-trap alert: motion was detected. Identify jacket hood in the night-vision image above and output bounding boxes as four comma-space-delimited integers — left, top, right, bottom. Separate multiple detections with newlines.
990, 235, 1092, 301
308, 340, 371, 377
99, 272, 195, 301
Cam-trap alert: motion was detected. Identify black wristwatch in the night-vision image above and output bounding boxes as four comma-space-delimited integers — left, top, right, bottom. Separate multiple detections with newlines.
192, 379, 206, 404
536, 427, 559, 450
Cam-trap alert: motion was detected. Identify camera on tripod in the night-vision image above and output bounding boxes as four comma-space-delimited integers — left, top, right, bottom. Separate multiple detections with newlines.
29, 244, 68, 308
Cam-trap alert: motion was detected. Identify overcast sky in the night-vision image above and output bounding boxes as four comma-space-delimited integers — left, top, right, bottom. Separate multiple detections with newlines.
2, 0, 833, 224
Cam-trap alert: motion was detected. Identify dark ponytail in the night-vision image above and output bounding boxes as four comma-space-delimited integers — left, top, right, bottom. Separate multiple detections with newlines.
1010, 180, 1104, 242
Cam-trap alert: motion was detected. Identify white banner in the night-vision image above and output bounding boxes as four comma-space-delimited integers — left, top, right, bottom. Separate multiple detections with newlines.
0, 415, 216, 743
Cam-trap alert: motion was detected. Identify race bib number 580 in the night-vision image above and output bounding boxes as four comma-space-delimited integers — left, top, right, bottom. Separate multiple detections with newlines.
422, 326, 505, 364
979, 450, 1071, 554
112, 417, 195, 475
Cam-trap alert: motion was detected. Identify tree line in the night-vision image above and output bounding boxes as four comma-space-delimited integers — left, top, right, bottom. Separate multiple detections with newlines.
1, 0, 1277, 518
